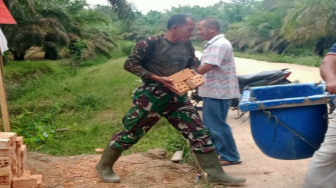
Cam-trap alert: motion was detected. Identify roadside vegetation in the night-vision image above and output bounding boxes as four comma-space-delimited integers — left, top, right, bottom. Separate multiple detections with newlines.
1, 0, 334, 157
6, 57, 191, 158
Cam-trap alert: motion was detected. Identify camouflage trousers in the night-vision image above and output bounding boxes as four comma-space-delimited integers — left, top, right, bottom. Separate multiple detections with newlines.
109, 83, 215, 153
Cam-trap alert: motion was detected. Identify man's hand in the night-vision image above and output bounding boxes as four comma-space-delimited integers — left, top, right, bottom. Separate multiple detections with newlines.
150, 74, 179, 94
326, 82, 336, 94
320, 55, 336, 94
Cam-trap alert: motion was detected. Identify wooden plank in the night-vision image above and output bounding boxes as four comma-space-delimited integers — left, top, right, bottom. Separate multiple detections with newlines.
171, 150, 183, 162
0, 50, 10, 132
95, 148, 104, 154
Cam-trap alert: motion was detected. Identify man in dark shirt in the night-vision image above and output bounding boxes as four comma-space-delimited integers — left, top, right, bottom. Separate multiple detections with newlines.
96, 14, 246, 186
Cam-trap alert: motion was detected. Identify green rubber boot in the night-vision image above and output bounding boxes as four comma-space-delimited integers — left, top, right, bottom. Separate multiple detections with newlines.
195, 150, 246, 186
96, 145, 122, 183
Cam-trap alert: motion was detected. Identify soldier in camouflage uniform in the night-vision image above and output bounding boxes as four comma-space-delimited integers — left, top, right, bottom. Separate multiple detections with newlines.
96, 14, 246, 186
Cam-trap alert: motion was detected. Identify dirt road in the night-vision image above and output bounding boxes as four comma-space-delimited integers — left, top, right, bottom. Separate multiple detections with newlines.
26, 58, 324, 188
235, 57, 322, 83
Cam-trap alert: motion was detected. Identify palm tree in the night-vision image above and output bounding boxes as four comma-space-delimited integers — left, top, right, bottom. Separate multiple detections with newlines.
2, 0, 71, 60
107, 0, 136, 24
2, 0, 136, 60
221, 0, 256, 23
226, 0, 291, 54
2, 0, 40, 60
281, 0, 336, 53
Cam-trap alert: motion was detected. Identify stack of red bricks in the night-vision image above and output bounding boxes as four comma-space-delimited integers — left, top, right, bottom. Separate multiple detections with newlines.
168, 68, 204, 96
0, 132, 42, 188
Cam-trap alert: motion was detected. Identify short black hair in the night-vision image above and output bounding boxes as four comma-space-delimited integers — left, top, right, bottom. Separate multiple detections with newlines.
167, 14, 193, 29
202, 17, 221, 31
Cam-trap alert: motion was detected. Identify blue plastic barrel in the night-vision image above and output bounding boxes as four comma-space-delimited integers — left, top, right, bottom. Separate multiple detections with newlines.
239, 83, 330, 160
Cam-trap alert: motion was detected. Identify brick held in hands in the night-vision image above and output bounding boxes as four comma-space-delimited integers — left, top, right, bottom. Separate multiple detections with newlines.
185, 74, 204, 89
168, 69, 194, 84
173, 81, 190, 96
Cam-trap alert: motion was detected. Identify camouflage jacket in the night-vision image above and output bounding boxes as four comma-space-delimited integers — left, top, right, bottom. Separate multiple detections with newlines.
124, 34, 199, 83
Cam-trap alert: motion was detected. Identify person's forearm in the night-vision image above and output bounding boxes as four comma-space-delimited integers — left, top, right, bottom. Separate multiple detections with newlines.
188, 56, 201, 71
320, 55, 336, 83
124, 58, 152, 79
150, 74, 162, 83
198, 64, 215, 75
124, 39, 154, 80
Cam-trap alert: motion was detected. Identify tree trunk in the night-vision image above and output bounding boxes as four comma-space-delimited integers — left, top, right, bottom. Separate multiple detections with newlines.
44, 49, 58, 60
44, 44, 58, 60
314, 38, 325, 57
10, 50, 25, 61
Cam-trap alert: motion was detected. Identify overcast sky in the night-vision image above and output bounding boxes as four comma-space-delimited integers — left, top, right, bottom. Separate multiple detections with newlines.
86, 0, 224, 14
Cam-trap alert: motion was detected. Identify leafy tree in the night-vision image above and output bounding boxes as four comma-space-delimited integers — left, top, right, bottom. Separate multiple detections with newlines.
221, 0, 256, 23
129, 11, 166, 39
2, 0, 45, 60
281, 0, 336, 55
107, 0, 136, 24
2, 0, 135, 60
226, 0, 291, 54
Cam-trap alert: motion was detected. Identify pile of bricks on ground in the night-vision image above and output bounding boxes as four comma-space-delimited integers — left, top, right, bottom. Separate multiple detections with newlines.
0, 132, 42, 188
168, 68, 204, 95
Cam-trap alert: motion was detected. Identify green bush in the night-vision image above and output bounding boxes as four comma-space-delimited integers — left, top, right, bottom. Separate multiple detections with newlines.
11, 107, 58, 149
282, 45, 314, 56
121, 41, 135, 55
74, 93, 104, 110
4, 60, 61, 82
111, 40, 135, 58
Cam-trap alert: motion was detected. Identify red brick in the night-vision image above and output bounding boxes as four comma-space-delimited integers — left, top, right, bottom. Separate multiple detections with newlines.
168, 69, 195, 84
0, 158, 10, 168
185, 74, 204, 89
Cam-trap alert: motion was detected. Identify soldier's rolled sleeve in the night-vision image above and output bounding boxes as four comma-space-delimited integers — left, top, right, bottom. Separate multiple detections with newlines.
124, 40, 152, 79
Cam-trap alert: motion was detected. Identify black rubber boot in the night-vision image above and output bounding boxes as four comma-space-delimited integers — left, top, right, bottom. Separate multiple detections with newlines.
195, 150, 246, 186
96, 145, 122, 183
